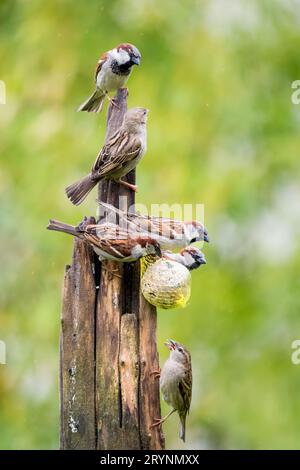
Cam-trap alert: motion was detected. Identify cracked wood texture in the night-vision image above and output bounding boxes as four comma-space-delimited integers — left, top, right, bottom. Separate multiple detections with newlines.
60, 88, 165, 450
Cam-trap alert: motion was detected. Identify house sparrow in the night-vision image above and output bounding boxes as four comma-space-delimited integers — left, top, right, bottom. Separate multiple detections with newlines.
164, 247, 206, 271
66, 107, 148, 205
98, 201, 210, 250
151, 340, 192, 443
141, 247, 207, 278
78, 43, 141, 113
47, 216, 162, 262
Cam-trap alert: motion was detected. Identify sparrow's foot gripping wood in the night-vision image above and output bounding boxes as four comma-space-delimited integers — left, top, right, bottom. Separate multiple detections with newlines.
150, 409, 176, 429
106, 93, 120, 109
117, 179, 138, 192
150, 368, 161, 379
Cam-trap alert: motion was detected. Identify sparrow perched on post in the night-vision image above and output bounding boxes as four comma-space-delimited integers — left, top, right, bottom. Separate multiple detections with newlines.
99, 201, 209, 250
47, 217, 162, 262
151, 340, 192, 442
78, 43, 141, 113
66, 107, 148, 205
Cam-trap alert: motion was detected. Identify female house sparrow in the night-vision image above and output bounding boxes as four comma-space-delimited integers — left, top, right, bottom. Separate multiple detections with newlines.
99, 201, 210, 250
78, 43, 141, 113
47, 217, 162, 262
66, 107, 148, 205
151, 340, 192, 443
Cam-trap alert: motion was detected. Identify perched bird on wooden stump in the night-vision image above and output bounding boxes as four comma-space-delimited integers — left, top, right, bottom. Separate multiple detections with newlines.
78, 43, 141, 113
99, 201, 210, 250
47, 216, 162, 262
151, 339, 192, 442
66, 107, 148, 205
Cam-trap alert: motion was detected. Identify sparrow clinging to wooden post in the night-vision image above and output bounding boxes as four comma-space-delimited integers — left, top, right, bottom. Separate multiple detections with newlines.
151, 339, 192, 442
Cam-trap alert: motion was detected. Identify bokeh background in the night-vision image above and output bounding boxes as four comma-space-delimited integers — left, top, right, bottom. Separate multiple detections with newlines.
1, 0, 300, 450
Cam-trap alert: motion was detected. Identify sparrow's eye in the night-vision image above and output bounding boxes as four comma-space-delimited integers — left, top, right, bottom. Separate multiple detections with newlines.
178, 347, 183, 353
190, 237, 197, 244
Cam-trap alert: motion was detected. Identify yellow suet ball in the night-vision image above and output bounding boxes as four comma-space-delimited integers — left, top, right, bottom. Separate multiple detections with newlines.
141, 258, 191, 309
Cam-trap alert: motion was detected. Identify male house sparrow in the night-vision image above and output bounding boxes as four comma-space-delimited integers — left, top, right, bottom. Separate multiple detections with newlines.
47, 217, 162, 262
99, 201, 210, 250
151, 340, 192, 442
66, 107, 148, 205
164, 247, 206, 271
78, 43, 141, 113
141, 246, 207, 277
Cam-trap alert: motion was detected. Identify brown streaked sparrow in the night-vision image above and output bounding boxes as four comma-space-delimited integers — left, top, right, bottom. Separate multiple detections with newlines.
66, 107, 148, 205
151, 339, 192, 443
47, 216, 162, 262
99, 201, 209, 250
78, 43, 141, 113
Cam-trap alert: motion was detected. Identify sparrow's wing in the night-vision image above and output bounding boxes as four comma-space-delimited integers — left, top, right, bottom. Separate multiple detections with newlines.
148, 217, 185, 231
127, 215, 185, 240
96, 202, 187, 241
99, 202, 185, 231
83, 227, 127, 259
85, 233, 125, 259
178, 369, 192, 414
84, 226, 140, 259
93, 223, 136, 240
92, 130, 142, 178
95, 52, 108, 81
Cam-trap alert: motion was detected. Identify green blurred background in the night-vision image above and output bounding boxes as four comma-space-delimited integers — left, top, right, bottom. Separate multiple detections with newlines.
1, 0, 300, 450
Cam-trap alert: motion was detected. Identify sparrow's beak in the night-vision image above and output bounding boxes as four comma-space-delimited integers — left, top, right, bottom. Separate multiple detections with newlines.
131, 55, 141, 65
195, 253, 206, 265
155, 244, 162, 257
165, 339, 177, 350
204, 231, 210, 243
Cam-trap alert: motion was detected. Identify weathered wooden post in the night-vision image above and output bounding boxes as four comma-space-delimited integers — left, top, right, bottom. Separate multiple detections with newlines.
60, 88, 165, 450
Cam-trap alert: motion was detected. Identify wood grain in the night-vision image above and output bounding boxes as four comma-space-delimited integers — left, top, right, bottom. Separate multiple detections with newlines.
138, 294, 165, 449
95, 260, 123, 449
60, 239, 96, 449
119, 313, 140, 448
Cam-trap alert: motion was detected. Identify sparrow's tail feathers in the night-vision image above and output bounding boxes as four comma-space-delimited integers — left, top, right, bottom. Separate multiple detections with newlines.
65, 173, 97, 206
47, 220, 79, 237
77, 89, 105, 113
179, 414, 186, 442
